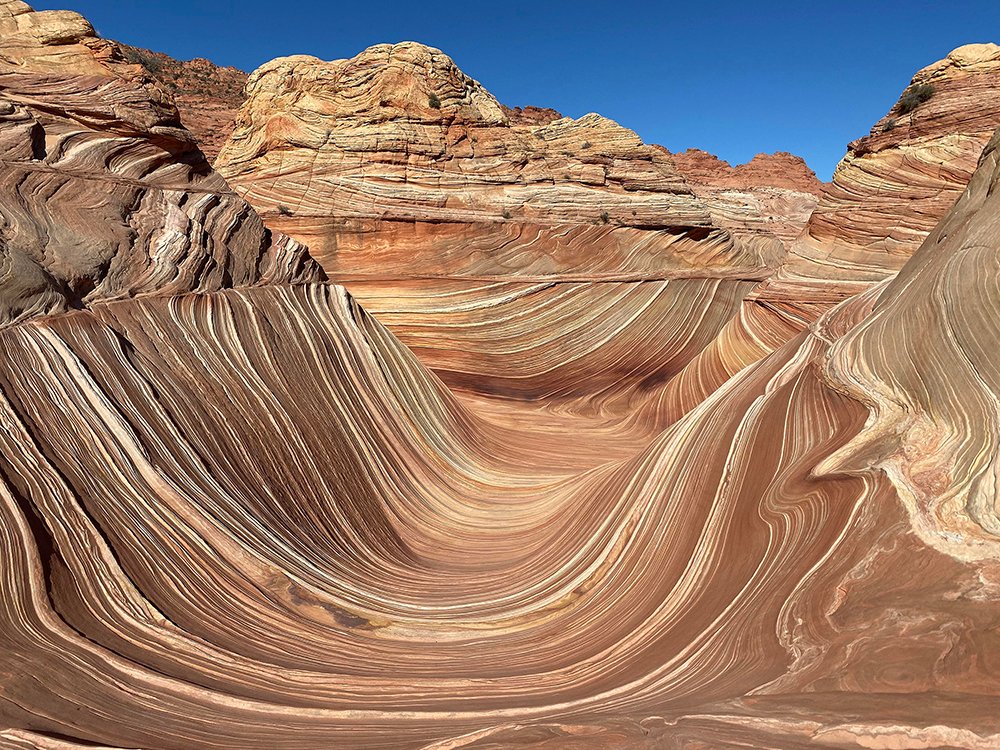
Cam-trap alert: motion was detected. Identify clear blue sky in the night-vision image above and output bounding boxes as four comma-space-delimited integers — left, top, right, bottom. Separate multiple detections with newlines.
33, 0, 1000, 180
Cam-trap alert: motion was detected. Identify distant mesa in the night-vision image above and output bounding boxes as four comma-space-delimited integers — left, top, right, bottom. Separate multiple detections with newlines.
669, 147, 825, 195
667, 147, 826, 247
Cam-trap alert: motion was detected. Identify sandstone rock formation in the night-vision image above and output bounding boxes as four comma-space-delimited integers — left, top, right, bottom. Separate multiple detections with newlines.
216, 42, 792, 408
0, 0, 321, 326
117, 44, 248, 160
1, 4, 1000, 750
112, 38, 824, 261
776, 42, 1000, 294
217, 43, 758, 278
107, 46, 566, 165
669, 148, 825, 246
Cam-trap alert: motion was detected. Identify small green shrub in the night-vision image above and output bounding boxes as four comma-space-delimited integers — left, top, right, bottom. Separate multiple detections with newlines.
124, 47, 164, 75
581, 141, 592, 149
277, 205, 293, 216
884, 117, 897, 132
428, 93, 441, 109
501, 209, 512, 220
600, 211, 610, 224
896, 83, 935, 114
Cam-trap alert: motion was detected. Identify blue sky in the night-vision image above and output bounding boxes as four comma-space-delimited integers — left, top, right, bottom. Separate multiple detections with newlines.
33, 0, 1000, 180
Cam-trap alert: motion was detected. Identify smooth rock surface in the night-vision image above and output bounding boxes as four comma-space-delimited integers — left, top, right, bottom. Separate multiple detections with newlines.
0, 5, 999, 750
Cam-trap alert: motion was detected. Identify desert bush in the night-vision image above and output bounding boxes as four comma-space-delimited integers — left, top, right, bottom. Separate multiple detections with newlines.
428, 93, 442, 109
124, 47, 164, 75
897, 83, 935, 114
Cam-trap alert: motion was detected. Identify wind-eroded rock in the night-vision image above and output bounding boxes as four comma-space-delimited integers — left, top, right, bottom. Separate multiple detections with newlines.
0, 0, 322, 327
217, 42, 766, 281
823, 128, 1000, 563
778, 42, 1000, 291
5, 136, 1000, 745
668, 148, 825, 247
216, 42, 788, 407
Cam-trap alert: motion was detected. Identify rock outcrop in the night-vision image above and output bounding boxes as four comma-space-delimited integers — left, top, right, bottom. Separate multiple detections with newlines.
0, 0, 320, 326
671, 148, 824, 194
500, 104, 562, 126
216, 42, 790, 406
117, 44, 248, 160
1, 5, 1000, 750
103, 45, 569, 166
669, 148, 825, 246
777, 42, 1000, 292
217, 43, 764, 280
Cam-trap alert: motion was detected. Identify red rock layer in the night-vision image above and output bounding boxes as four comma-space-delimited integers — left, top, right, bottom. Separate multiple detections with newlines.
500, 104, 563, 126
0, 5, 999, 750
117, 44, 248, 161
667, 148, 825, 248
670, 148, 824, 194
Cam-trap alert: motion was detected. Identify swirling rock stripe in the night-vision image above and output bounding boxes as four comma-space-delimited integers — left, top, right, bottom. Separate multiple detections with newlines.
0, 283, 883, 748
344, 278, 758, 408
0, 5, 321, 328
0, 4, 999, 749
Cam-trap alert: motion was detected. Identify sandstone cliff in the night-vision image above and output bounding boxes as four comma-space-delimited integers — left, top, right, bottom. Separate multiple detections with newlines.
669, 148, 825, 246
777, 42, 1000, 292
117, 44, 247, 160
116, 38, 823, 257
670, 148, 824, 194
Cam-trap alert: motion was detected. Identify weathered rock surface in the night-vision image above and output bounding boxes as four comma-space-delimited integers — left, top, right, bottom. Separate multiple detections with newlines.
104, 44, 568, 165
776, 42, 1000, 293
1, 5, 1000, 750
117, 44, 248, 160
0, 0, 321, 326
500, 104, 563, 126
217, 43, 765, 280
216, 42, 789, 406
671, 148, 824, 194
669, 148, 825, 246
